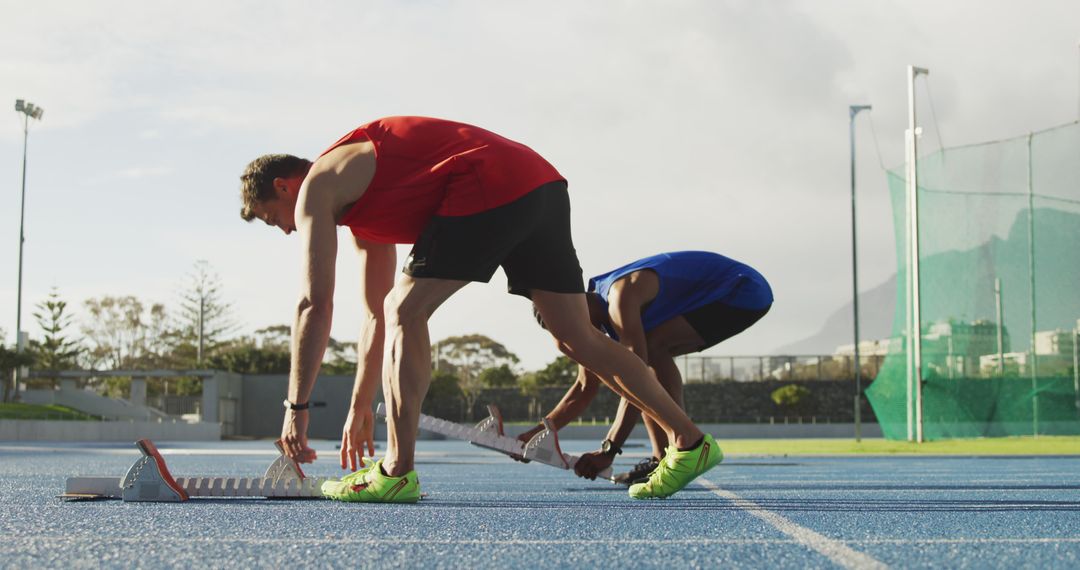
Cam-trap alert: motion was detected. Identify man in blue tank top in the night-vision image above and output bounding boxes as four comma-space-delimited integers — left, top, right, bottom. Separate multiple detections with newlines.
521, 251, 772, 487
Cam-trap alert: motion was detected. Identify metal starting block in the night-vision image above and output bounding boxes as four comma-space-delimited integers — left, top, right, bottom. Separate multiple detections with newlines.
62, 439, 332, 502
376, 403, 613, 481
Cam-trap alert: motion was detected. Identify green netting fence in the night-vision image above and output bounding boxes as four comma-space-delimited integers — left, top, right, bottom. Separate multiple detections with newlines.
865, 120, 1080, 440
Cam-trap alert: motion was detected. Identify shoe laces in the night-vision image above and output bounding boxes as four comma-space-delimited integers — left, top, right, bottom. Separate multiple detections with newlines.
632, 457, 657, 473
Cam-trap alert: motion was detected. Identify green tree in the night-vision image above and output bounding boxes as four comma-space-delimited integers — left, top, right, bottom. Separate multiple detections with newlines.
477, 364, 517, 388
1, 328, 36, 402
518, 355, 578, 403
173, 260, 237, 366
423, 370, 464, 420
27, 288, 82, 389
254, 325, 291, 351
81, 296, 171, 370
321, 336, 357, 375
432, 334, 520, 420
30, 288, 82, 369
532, 355, 578, 387
771, 384, 810, 410
206, 336, 290, 374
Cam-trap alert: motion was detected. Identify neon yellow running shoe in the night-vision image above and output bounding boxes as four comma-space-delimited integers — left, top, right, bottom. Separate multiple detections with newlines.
337, 460, 378, 485
628, 433, 722, 499
321, 459, 420, 503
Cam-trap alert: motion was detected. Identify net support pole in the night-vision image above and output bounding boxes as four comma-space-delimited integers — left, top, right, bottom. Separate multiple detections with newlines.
904, 128, 913, 442
1026, 132, 1039, 437
849, 105, 871, 442
995, 278, 1005, 377
906, 65, 929, 443
1073, 327, 1079, 414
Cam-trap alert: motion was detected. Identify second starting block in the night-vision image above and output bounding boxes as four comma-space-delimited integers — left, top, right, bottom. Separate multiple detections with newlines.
377, 403, 613, 481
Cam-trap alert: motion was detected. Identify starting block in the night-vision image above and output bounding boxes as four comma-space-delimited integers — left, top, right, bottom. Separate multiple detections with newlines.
376, 403, 613, 481
62, 439, 331, 502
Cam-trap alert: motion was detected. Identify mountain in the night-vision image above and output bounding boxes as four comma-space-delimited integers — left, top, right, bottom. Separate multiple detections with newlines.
776, 207, 1080, 356
773, 275, 896, 355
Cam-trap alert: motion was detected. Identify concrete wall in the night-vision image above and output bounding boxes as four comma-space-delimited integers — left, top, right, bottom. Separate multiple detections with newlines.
240, 374, 359, 439
203, 372, 244, 436
0, 419, 221, 441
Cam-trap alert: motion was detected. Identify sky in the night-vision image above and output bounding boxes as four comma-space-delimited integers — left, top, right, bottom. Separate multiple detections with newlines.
1, 0, 1078, 371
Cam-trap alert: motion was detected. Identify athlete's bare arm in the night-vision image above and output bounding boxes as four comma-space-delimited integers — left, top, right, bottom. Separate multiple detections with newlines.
606, 270, 659, 363
573, 271, 661, 478
339, 236, 396, 471
280, 143, 377, 463
516, 365, 601, 445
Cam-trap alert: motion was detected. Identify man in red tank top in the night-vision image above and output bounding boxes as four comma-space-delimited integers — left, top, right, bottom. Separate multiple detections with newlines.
239, 116, 718, 501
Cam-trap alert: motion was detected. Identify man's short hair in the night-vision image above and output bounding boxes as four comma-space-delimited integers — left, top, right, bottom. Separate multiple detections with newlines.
239, 154, 312, 221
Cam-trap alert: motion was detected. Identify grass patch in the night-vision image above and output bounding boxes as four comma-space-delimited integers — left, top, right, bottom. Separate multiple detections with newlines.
719, 436, 1080, 456
0, 403, 100, 421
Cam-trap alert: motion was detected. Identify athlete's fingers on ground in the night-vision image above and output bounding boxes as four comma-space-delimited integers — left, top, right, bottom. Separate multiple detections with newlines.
283, 436, 299, 458
339, 435, 348, 470
366, 435, 375, 458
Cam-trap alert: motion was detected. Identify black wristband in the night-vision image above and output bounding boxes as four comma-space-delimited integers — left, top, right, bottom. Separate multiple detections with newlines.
283, 399, 310, 411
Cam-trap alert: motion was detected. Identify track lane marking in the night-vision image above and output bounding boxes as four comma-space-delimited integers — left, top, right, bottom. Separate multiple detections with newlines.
699, 477, 888, 570
8, 536, 1080, 546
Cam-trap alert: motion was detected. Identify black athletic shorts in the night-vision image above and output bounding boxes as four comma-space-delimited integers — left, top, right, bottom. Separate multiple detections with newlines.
403, 180, 584, 297
683, 302, 771, 352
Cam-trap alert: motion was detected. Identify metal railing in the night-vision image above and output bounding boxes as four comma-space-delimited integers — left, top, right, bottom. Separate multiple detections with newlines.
677, 354, 887, 383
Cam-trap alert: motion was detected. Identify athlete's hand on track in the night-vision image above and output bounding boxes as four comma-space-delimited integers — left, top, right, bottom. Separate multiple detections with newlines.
574, 450, 615, 480
280, 409, 317, 463
340, 407, 376, 471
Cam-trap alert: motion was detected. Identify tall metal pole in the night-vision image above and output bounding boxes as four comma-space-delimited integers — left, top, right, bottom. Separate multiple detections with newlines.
13, 112, 30, 399
906, 65, 929, 443
1027, 133, 1038, 437
849, 104, 871, 442
1073, 326, 1078, 414
995, 278, 1005, 377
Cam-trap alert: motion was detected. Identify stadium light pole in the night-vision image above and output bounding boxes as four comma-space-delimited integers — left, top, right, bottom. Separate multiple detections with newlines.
849, 104, 871, 443
13, 99, 44, 400
906, 66, 929, 443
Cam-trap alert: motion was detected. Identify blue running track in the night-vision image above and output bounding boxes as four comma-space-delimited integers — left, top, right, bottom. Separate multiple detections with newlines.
1, 440, 1078, 568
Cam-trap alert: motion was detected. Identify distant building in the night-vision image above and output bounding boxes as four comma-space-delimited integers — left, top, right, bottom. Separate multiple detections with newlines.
834, 338, 901, 357
979, 352, 1028, 375
1035, 329, 1076, 357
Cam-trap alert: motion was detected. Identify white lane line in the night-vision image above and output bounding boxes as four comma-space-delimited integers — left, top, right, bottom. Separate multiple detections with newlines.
698, 477, 888, 570
9, 536, 1080, 546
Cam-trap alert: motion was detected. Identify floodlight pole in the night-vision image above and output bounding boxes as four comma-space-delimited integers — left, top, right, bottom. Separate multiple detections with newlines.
12, 99, 43, 401
994, 278, 1005, 377
849, 104, 871, 443
906, 66, 928, 443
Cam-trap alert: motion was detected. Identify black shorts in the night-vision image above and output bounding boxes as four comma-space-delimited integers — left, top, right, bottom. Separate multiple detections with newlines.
682, 302, 771, 352
403, 180, 584, 297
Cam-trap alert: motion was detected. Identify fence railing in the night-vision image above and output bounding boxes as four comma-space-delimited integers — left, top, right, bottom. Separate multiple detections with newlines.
677, 354, 887, 383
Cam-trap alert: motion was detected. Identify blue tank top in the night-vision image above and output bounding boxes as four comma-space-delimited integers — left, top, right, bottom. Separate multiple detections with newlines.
588, 251, 773, 334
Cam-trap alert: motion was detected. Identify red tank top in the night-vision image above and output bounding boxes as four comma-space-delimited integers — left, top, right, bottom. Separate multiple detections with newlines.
323, 116, 565, 244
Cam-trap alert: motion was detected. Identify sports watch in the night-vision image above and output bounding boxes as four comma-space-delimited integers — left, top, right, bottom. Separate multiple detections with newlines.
282, 399, 310, 411
600, 438, 622, 458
